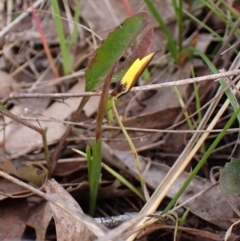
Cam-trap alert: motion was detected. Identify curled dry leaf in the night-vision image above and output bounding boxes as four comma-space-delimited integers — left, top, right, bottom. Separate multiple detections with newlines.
44, 179, 94, 241
27, 201, 53, 241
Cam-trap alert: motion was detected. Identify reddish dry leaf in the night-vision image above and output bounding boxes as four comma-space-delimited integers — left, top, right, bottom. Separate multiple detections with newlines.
116, 28, 154, 76
136, 28, 154, 59
111, 28, 155, 83
44, 179, 94, 241
27, 201, 52, 241
0, 198, 28, 240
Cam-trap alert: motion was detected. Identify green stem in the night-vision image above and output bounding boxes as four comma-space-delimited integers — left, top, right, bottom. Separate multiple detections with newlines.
112, 97, 148, 201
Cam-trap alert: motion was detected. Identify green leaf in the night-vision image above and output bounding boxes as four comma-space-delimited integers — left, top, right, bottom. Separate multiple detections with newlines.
220, 158, 240, 196
3, 160, 47, 186
144, 0, 178, 61
51, 0, 74, 75
89, 139, 102, 216
112, 28, 154, 82
85, 11, 150, 92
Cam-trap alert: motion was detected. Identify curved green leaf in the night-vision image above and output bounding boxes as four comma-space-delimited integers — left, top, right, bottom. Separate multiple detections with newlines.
85, 12, 150, 92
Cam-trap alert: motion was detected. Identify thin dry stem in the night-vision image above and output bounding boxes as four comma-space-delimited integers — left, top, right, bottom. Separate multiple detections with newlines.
0, 0, 46, 39
9, 69, 240, 99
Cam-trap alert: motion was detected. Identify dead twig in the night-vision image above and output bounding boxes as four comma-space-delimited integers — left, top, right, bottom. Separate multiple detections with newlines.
9, 69, 240, 99
0, 0, 46, 39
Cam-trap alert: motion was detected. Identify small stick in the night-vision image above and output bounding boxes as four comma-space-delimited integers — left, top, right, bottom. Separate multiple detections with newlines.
0, 0, 46, 39
9, 69, 240, 99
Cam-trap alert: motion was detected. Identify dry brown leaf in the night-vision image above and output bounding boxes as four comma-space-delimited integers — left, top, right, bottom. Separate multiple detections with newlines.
3, 74, 56, 125
53, 161, 85, 177
133, 63, 190, 115
83, 96, 101, 117
107, 107, 183, 151
196, 33, 214, 53
27, 201, 53, 241
101, 142, 240, 229
2, 80, 85, 158
81, 0, 174, 37
44, 179, 94, 241
0, 198, 28, 240
0, 71, 19, 100
123, 106, 182, 129
81, 0, 128, 33
0, 178, 29, 201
